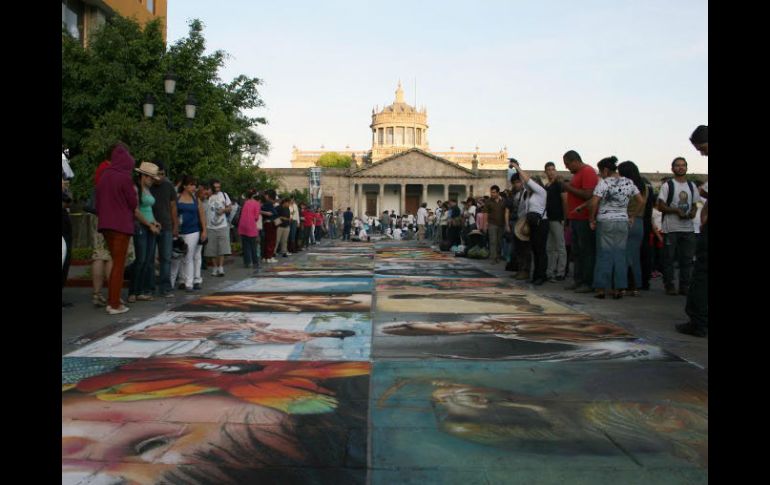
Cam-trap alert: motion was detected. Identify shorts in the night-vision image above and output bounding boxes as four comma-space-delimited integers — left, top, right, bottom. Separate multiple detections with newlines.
89, 213, 135, 262
204, 226, 232, 257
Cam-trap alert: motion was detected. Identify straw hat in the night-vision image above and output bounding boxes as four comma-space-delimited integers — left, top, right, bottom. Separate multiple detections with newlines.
135, 161, 161, 180
514, 217, 530, 241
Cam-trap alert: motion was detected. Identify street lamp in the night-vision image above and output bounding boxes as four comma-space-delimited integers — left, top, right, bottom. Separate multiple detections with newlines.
142, 94, 156, 118
164, 70, 177, 95
184, 94, 197, 125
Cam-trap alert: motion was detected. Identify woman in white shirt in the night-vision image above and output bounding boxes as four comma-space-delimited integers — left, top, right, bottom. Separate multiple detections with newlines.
588, 156, 644, 299
509, 161, 549, 285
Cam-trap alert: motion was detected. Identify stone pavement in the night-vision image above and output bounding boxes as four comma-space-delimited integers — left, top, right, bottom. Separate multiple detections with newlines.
62, 240, 707, 484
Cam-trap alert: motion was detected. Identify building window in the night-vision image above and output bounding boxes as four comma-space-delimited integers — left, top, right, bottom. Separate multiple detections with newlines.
395, 127, 404, 145
147, 0, 155, 14
62, 1, 83, 42
407, 127, 415, 146
416, 129, 422, 145
378, 128, 384, 145
386, 127, 393, 145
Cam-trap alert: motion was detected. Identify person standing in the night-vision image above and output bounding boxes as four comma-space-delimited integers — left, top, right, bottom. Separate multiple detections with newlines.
275, 198, 292, 257
677, 125, 708, 337
343, 207, 354, 241
486, 185, 506, 263
544, 162, 568, 281
656, 157, 700, 296
289, 197, 300, 252
176, 176, 207, 292
95, 143, 138, 314
301, 204, 314, 247
416, 203, 429, 242
238, 189, 261, 269
446, 200, 462, 246
261, 190, 278, 263
618, 161, 649, 296
587, 156, 643, 299
149, 161, 178, 298
562, 150, 599, 293
127, 162, 162, 303
509, 161, 549, 285
204, 180, 232, 277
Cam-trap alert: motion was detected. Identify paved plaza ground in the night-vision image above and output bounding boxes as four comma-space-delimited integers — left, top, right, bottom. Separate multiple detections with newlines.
62, 239, 707, 484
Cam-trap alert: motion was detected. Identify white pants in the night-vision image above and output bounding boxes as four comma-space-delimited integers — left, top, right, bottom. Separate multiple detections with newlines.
175, 232, 202, 289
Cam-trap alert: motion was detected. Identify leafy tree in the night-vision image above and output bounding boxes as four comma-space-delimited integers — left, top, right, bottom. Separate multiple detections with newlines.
279, 188, 310, 205
317, 152, 352, 168
62, 17, 272, 200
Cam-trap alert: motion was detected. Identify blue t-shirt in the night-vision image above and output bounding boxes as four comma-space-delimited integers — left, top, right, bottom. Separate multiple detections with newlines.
178, 196, 200, 234
344, 211, 353, 223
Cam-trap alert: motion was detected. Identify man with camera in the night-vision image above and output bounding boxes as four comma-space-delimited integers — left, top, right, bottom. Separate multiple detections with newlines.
656, 157, 700, 296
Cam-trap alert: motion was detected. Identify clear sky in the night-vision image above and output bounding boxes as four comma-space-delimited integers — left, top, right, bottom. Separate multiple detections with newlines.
167, 0, 708, 174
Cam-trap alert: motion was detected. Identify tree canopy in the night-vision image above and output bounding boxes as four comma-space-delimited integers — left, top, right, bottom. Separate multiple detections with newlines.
62, 16, 277, 199
317, 152, 353, 168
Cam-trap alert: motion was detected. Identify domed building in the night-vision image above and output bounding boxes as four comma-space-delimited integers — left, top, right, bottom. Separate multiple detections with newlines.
289, 83, 509, 170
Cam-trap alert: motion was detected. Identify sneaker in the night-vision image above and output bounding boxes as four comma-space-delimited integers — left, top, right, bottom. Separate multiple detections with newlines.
574, 285, 594, 293
269, 258, 278, 263
106, 305, 130, 315
287, 252, 293, 256
136, 294, 154, 301
193, 283, 202, 290
211, 269, 219, 277
217, 268, 225, 277
163, 292, 175, 298
675, 322, 707, 338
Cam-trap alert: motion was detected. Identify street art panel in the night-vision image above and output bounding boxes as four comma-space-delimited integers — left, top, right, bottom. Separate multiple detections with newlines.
226, 277, 374, 294
373, 313, 680, 361
375, 277, 515, 292
174, 292, 372, 313
375, 290, 570, 314
371, 360, 707, 475
67, 312, 372, 361
264, 261, 374, 271
63, 357, 369, 485
260, 270, 373, 278
375, 268, 495, 278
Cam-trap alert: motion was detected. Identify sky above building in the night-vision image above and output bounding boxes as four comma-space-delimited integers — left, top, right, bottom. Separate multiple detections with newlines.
167, 0, 708, 174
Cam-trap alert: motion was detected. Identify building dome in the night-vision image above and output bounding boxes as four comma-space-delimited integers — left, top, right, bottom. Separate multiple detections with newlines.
370, 82, 428, 162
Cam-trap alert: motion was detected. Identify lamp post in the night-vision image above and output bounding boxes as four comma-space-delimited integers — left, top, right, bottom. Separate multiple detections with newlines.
143, 72, 197, 168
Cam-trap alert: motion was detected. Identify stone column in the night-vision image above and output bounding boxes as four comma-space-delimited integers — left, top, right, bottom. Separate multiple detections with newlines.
443, 184, 449, 202
465, 184, 470, 200
377, 183, 383, 216
359, 184, 365, 217
422, 184, 428, 205
349, 182, 354, 211
400, 183, 406, 215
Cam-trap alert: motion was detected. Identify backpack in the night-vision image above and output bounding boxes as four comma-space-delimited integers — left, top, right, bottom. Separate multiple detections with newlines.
662, 179, 695, 221
230, 204, 242, 228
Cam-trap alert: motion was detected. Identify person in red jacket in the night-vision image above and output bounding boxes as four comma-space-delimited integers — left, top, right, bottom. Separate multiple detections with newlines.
301, 204, 315, 248
95, 143, 138, 314
314, 209, 325, 243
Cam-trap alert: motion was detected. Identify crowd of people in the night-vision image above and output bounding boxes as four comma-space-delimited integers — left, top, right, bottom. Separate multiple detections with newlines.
61, 142, 344, 316
412, 125, 708, 337
63, 125, 707, 337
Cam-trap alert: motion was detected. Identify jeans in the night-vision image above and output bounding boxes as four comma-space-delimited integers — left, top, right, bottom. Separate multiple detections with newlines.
152, 229, 173, 294
343, 223, 351, 240
626, 218, 644, 289
663, 232, 696, 290
570, 219, 596, 288
103, 230, 130, 308
329, 221, 336, 239
289, 220, 298, 251
640, 222, 652, 288
530, 219, 549, 281
130, 224, 157, 297
593, 220, 629, 290
685, 223, 708, 329
241, 235, 259, 267
488, 224, 503, 261
546, 221, 567, 278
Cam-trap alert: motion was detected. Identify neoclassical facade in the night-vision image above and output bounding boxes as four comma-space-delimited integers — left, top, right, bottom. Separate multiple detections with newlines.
267, 148, 508, 217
